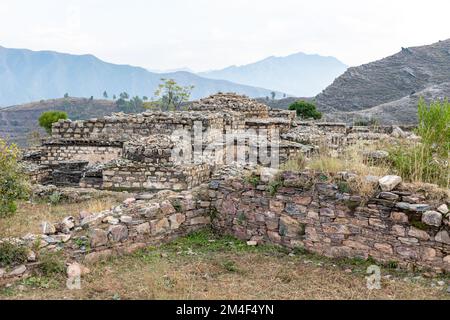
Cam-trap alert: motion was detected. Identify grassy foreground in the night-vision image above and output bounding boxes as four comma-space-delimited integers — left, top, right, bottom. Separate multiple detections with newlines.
0, 228, 449, 300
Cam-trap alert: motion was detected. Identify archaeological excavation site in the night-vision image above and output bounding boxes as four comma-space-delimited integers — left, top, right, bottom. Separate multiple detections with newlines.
1, 93, 449, 299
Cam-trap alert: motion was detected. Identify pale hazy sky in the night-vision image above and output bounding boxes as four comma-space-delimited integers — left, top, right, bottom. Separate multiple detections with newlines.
1, 0, 449, 71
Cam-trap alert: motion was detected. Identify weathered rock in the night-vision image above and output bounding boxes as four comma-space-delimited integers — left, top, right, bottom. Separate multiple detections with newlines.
435, 231, 450, 245
26, 250, 36, 262
365, 150, 389, 163
379, 192, 400, 201
8, 265, 26, 277
151, 218, 170, 235
84, 249, 113, 264
374, 243, 393, 254
103, 216, 120, 225
81, 213, 104, 227
319, 208, 335, 218
246, 240, 258, 246
89, 229, 108, 248
79, 210, 91, 220
136, 222, 151, 235
395, 202, 431, 212
378, 175, 402, 192
61, 216, 75, 230
169, 213, 186, 229
279, 215, 301, 238
190, 216, 211, 225
408, 227, 430, 241
108, 225, 129, 242
391, 212, 408, 223
67, 262, 90, 278
392, 126, 407, 138
0, 268, 5, 278
54, 234, 72, 243
422, 211, 442, 227
41, 221, 56, 235
123, 198, 136, 205
437, 204, 449, 215
260, 167, 279, 183
160, 201, 176, 215
120, 216, 133, 224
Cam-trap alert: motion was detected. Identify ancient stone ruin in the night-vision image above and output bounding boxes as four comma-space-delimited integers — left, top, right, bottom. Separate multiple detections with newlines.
3, 93, 447, 281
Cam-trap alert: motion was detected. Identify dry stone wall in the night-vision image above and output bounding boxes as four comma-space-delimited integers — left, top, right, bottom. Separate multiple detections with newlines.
209, 170, 450, 272
2, 168, 449, 282
41, 143, 123, 166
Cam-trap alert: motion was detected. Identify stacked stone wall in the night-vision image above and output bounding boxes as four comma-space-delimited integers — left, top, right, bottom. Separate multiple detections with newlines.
209, 170, 450, 272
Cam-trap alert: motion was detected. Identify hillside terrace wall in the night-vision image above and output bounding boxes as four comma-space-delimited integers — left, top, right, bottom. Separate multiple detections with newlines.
209, 170, 450, 272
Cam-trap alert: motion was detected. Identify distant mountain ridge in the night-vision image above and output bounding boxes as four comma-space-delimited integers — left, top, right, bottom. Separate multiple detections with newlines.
316, 38, 450, 122
0, 46, 285, 107
199, 52, 348, 97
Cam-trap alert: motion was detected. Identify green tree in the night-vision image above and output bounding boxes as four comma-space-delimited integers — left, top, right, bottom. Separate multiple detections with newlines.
146, 79, 194, 111
103, 91, 108, 99
0, 139, 29, 217
38, 111, 68, 134
271, 92, 276, 100
64, 93, 69, 98
119, 92, 129, 100
289, 100, 322, 120
116, 95, 144, 114
113, 94, 117, 100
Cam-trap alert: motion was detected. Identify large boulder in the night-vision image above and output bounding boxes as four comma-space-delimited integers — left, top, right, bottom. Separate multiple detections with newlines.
378, 175, 402, 192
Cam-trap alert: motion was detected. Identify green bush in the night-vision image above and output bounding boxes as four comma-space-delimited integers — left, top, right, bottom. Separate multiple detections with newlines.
37, 252, 65, 276
0, 242, 28, 267
0, 139, 29, 218
389, 98, 449, 188
38, 111, 68, 134
289, 100, 322, 120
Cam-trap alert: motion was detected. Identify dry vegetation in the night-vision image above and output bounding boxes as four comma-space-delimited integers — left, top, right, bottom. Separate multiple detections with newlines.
0, 197, 124, 238
0, 229, 448, 300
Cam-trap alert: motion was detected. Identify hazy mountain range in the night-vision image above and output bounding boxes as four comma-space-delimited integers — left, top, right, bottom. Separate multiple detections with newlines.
199, 53, 348, 97
0, 46, 288, 107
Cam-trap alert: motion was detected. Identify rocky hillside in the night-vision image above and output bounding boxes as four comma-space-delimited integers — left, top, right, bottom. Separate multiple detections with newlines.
0, 46, 284, 107
0, 98, 119, 146
316, 39, 450, 122
324, 82, 450, 124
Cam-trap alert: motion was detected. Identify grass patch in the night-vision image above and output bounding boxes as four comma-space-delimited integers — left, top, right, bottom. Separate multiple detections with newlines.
36, 252, 66, 277
245, 174, 261, 188
411, 220, 429, 231
268, 180, 282, 196
0, 242, 28, 267
21, 276, 60, 289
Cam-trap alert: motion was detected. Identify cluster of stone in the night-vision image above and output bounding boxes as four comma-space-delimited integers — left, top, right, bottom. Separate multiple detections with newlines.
209, 170, 450, 272
189, 93, 271, 118
282, 122, 416, 154
0, 189, 211, 280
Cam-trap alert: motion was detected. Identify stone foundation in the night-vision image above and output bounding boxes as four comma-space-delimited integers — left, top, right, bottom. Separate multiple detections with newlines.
209, 170, 449, 272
